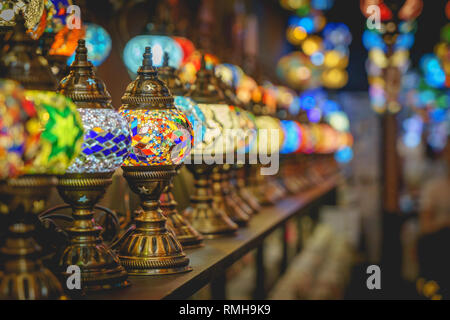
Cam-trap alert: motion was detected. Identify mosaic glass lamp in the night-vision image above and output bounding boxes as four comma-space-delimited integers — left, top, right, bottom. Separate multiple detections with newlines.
118, 47, 193, 275
213, 73, 255, 224
0, 17, 84, 300
247, 114, 285, 206
52, 39, 131, 290
157, 52, 204, 249
184, 55, 238, 238
0, 79, 41, 180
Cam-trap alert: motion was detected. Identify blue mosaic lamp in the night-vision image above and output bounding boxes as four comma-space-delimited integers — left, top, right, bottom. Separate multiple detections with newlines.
54, 40, 132, 291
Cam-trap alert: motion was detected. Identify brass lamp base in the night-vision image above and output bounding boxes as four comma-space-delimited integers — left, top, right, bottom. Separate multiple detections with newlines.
56, 173, 129, 292
227, 165, 254, 216
160, 166, 204, 249
0, 176, 65, 300
236, 164, 261, 213
213, 165, 249, 226
248, 164, 275, 206
119, 166, 191, 275
184, 163, 238, 239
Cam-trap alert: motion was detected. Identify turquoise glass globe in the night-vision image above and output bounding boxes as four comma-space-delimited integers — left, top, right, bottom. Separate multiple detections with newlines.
280, 120, 302, 154
123, 35, 183, 75
67, 23, 112, 67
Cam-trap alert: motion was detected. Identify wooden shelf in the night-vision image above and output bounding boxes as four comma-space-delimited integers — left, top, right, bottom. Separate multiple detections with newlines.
85, 175, 339, 300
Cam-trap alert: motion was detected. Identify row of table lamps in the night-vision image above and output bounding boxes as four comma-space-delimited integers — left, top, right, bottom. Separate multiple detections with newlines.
0, 19, 349, 299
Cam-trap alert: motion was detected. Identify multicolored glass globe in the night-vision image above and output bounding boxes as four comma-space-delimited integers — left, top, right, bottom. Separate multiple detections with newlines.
121, 108, 192, 166
67, 23, 112, 67
0, 79, 41, 180
280, 120, 302, 154
158, 56, 207, 156
231, 106, 257, 154
58, 40, 132, 173
174, 96, 206, 150
63, 103, 132, 174
120, 47, 193, 166
123, 35, 182, 75
24, 90, 84, 174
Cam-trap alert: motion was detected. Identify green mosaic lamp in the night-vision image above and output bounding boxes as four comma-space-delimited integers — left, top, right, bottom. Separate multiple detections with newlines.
0, 16, 84, 300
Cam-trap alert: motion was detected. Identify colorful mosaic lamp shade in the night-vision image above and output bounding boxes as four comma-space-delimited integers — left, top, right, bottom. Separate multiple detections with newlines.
187, 57, 240, 156
66, 23, 112, 67
0, 79, 41, 180
121, 49, 192, 167
158, 53, 206, 152
213, 67, 257, 155
118, 46, 192, 275
59, 41, 132, 174
157, 52, 205, 249
123, 34, 183, 75
49, 39, 131, 291
280, 119, 302, 154
23, 90, 83, 174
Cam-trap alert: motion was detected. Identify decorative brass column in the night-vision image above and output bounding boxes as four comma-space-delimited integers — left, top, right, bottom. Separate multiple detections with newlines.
118, 47, 191, 275
236, 164, 261, 213
185, 163, 237, 238
0, 176, 65, 300
119, 166, 191, 275
212, 164, 250, 226
160, 165, 204, 249
56, 173, 129, 290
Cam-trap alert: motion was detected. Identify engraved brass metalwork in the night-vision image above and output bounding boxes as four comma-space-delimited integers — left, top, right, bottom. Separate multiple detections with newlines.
55, 173, 129, 291
184, 163, 237, 238
0, 176, 65, 300
119, 166, 191, 275
212, 165, 249, 226
160, 166, 204, 249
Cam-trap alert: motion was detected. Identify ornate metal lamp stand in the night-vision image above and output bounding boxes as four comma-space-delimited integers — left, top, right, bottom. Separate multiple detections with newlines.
236, 164, 261, 213
160, 166, 204, 249
185, 163, 238, 238
212, 164, 250, 226
0, 176, 65, 300
119, 166, 191, 275
56, 173, 129, 290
